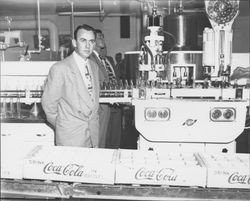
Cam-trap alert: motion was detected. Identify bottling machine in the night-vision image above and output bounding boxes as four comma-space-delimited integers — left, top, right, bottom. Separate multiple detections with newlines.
119, 0, 249, 153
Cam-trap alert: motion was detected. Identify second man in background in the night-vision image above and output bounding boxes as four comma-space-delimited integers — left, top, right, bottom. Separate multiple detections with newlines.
92, 29, 122, 149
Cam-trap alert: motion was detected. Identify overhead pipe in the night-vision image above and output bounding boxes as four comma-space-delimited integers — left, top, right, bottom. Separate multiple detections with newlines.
67, 0, 75, 39
37, 0, 42, 52
168, 0, 171, 15
0, 20, 59, 52
70, 1, 75, 39
58, 11, 134, 17
141, 1, 149, 41
99, 0, 105, 21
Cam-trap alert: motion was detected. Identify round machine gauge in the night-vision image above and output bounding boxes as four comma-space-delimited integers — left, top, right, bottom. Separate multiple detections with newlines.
206, 0, 239, 24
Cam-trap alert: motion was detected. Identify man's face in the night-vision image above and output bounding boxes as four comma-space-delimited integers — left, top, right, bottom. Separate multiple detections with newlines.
95, 32, 106, 58
72, 29, 96, 60
115, 53, 122, 63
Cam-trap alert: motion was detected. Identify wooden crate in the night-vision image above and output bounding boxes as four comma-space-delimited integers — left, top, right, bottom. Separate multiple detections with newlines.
23, 145, 117, 184
115, 149, 206, 187
202, 153, 250, 189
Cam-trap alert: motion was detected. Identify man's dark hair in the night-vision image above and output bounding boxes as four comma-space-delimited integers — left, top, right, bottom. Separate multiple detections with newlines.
95, 29, 103, 34
74, 24, 96, 40
115, 52, 122, 57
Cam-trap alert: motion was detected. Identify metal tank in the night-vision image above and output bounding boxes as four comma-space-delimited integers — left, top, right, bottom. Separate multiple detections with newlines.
164, 50, 203, 82
124, 9, 208, 84
163, 13, 198, 51
162, 13, 204, 82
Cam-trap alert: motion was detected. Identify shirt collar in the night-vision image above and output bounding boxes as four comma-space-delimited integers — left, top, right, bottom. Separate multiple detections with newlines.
73, 51, 89, 66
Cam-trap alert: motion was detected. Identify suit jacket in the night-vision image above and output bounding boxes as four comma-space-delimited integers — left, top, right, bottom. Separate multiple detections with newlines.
92, 52, 108, 84
92, 51, 117, 84
91, 52, 121, 148
42, 54, 100, 147
92, 51, 113, 148
106, 56, 116, 74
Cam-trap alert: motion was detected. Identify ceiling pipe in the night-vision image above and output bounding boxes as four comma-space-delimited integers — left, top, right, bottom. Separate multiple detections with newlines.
58, 11, 135, 17
36, 0, 42, 52
168, 0, 171, 15
99, 0, 105, 21
0, 20, 59, 52
138, 1, 149, 49
141, 1, 149, 35
69, 0, 75, 39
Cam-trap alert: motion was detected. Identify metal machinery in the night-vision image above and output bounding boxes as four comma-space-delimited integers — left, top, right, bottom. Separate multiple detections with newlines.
0, 62, 55, 152
203, 0, 239, 83
0, 6, 55, 153
0, 0, 55, 152
117, 0, 249, 153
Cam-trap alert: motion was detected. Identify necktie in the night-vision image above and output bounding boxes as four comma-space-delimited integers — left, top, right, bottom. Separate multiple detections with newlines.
102, 58, 116, 81
84, 64, 93, 95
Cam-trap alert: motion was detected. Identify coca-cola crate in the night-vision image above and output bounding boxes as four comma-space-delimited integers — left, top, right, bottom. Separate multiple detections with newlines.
201, 153, 250, 189
23, 145, 117, 184
115, 149, 206, 187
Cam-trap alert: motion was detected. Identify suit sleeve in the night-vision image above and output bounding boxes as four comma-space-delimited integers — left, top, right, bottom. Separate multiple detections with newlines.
42, 64, 64, 128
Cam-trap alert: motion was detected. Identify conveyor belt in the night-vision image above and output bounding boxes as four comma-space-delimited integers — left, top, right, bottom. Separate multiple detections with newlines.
1, 179, 71, 199
1, 179, 250, 200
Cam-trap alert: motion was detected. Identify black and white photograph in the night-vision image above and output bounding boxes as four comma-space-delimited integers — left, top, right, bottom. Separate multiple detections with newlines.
0, 0, 250, 200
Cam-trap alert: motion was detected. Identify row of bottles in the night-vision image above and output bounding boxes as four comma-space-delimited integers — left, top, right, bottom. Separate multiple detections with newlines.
0, 89, 43, 99
0, 97, 39, 120
100, 79, 134, 90
100, 79, 181, 90
1, 97, 21, 119
99, 78, 214, 93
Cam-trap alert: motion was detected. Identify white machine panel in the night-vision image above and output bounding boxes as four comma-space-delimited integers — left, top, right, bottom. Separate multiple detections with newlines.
0, 61, 54, 91
133, 99, 247, 143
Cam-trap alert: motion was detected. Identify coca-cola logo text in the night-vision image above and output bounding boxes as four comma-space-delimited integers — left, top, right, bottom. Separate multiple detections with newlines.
228, 172, 250, 184
135, 168, 177, 181
43, 162, 85, 177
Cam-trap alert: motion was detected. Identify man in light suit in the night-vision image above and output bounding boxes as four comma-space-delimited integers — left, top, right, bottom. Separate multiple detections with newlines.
92, 29, 122, 149
42, 24, 100, 147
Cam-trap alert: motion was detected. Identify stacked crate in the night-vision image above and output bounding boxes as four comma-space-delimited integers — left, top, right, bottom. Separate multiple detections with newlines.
23, 145, 117, 184
115, 149, 207, 187
201, 153, 250, 189
2, 144, 250, 189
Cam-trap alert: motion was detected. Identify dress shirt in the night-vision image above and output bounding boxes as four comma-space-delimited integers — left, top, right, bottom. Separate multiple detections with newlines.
73, 51, 93, 95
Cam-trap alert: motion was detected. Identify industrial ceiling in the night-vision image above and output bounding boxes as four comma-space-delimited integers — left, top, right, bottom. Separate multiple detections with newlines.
0, 0, 249, 17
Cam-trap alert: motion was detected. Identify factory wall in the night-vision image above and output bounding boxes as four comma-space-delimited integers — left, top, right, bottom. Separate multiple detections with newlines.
5, 14, 139, 60
4, 12, 249, 61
